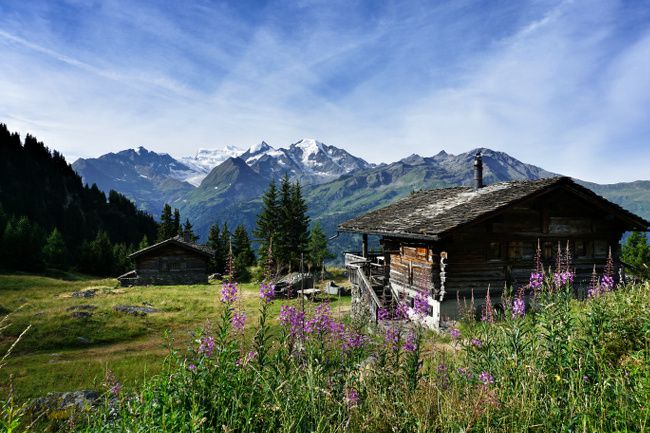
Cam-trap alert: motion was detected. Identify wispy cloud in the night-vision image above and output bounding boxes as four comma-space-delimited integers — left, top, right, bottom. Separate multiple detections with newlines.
0, 0, 648, 182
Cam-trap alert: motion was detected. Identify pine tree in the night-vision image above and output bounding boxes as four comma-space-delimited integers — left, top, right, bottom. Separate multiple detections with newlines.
232, 224, 255, 267
207, 224, 224, 273
182, 219, 199, 242
307, 221, 332, 272
219, 222, 231, 275
158, 204, 175, 241
276, 175, 293, 271
622, 232, 650, 279
112, 243, 132, 275
138, 235, 150, 250
43, 228, 67, 270
254, 180, 279, 266
2, 216, 44, 270
289, 180, 310, 270
173, 208, 181, 236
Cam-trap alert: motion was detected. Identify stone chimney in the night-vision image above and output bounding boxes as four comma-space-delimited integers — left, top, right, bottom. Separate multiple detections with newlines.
473, 152, 483, 190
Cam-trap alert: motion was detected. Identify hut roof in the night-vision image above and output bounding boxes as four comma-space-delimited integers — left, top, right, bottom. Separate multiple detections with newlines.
338, 176, 649, 240
129, 235, 213, 259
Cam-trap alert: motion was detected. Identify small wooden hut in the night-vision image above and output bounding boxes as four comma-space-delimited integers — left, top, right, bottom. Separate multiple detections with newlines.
118, 235, 212, 286
338, 154, 649, 327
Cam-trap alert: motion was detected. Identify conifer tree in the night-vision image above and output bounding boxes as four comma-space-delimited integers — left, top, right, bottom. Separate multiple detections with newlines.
182, 218, 199, 242
289, 181, 310, 269
219, 222, 231, 274
254, 180, 279, 266
232, 224, 255, 267
307, 221, 332, 272
43, 228, 67, 270
276, 175, 293, 270
138, 235, 150, 250
158, 204, 175, 241
207, 223, 224, 273
173, 208, 181, 236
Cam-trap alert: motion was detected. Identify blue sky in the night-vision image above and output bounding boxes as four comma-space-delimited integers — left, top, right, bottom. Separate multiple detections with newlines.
0, 0, 648, 183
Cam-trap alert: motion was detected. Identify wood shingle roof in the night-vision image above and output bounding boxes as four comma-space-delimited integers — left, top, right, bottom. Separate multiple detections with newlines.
338, 176, 649, 240
129, 235, 214, 259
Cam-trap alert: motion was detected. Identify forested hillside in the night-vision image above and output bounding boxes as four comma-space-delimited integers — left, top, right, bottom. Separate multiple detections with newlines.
0, 124, 158, 274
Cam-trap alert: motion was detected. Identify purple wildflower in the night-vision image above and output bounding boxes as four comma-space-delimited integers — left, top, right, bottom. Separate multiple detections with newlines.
236, 350, 257, 367
279, 305, 305, 338
529, 272, 543, 291
220, 281, 238, 304
471, 338, 483, 348
512, 290, 526, 319
110, 383, 122, 396
403, 331, 417, 352
457, 367, 473, 380
601, 274, 614, 292
377, 307, 391, 321
342, 331, 367, 352
481, 287, 494, 323
413, 291, 430, 316
345, 388, 359, 408
231, 310, 246, 333
188, 363, 197, 372
259, 282, 275, 303
198, 336, 215, 357
305, 304, 333, 335
384, 326, 399, 350
394, 303, 409, 319
478, 371, 494, 385
449, 328, 461, 340
553, 270, 574, 288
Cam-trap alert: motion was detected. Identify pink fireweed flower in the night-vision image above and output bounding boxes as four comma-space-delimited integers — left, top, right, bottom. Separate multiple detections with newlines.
345, 388, 360, 408
220, 282, 238, 304
231, 310, 246, 333
394, 303, 409, 320
449, 328, 461, 340
384, 326, 399, 350
512, 289, 526, 319
305, 303, 333, 335
529, 272, 543, 291
403, 331, 417, 352
110, 383, 122, 396
478, 371, 494, 385
457, 367, 473, 380
279, 305, 305, 338
236, 350, 257, 367
377, 307, 391, 321
471, 338, 483, 348
481, 287, 494, 323
342, 331, 367, 352
601, 274, 614, 291
553, 270, 574, 288
259, 283, 275, 303
413, 291, 430, 316
188, 363, 197, 372
198, 336, 215, 357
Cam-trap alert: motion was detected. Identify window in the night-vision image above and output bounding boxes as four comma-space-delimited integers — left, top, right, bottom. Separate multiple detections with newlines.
488, 242, 501, 259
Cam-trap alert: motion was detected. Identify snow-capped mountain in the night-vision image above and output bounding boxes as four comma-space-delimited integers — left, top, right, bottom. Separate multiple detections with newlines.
180, 145, 243, 186
240, 138, 373, 184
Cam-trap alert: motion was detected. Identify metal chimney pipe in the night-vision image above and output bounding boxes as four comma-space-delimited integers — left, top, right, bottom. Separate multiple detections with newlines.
473, 152, 483, 190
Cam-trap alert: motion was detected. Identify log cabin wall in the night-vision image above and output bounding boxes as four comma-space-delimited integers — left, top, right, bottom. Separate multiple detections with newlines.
386, 188, 627, 319
134, 244, 209, 285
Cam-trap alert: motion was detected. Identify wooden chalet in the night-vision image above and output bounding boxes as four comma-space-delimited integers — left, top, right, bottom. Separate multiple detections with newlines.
118, 235, 212, 286
338, 154, 649, 327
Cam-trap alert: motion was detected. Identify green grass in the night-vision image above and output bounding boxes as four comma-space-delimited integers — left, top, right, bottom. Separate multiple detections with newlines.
0, 273, 351, 400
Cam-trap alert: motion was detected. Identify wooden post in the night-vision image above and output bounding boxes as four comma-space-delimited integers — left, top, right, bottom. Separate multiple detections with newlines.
362, 233, 368, 258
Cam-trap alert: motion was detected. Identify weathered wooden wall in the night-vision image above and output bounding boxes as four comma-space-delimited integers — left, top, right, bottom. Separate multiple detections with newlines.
133, 244, 209, 285
384, 188, 627, 319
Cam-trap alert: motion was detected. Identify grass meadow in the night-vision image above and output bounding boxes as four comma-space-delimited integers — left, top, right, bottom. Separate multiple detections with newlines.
1, 272, 648, 432
0, 272, 351, 400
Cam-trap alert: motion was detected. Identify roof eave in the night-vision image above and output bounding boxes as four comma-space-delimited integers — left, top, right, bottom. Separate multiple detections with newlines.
337, 227, 440, 241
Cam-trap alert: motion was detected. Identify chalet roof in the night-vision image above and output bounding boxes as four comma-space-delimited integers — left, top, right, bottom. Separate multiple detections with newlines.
129, 235, 213, 259
338, 176, 649, 240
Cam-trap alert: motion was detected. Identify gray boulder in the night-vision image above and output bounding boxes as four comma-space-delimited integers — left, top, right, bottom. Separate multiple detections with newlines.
274, 272, 314, 297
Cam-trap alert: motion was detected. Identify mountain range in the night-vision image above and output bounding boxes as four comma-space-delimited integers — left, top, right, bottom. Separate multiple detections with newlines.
72, 141, 650, 259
